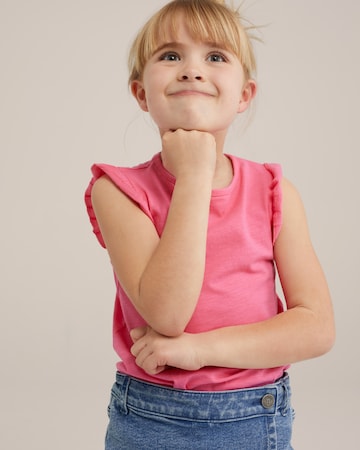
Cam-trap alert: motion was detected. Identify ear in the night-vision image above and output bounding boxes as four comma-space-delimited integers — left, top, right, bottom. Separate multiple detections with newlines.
237, 79, 257, 113
131, 80, 148, 112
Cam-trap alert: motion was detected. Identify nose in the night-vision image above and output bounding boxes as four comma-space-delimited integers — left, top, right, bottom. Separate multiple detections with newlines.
180, 73, 203, 81
178, 66, 204, 82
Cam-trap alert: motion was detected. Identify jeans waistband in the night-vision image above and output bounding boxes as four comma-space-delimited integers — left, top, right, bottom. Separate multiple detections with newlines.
112, 372, 291, 423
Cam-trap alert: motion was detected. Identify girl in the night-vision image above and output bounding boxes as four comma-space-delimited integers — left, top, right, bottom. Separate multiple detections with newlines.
85, 1, 335, 448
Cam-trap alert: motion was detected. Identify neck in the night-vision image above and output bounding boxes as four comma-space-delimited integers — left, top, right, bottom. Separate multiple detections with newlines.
212, 153, 233, 190
211, 130, 234, 189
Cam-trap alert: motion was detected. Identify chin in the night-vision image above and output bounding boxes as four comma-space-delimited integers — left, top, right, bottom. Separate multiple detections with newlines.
167, 112, 211, 131
169, 121, 211, 132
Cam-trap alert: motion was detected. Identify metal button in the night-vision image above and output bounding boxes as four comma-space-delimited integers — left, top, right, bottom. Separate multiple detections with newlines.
261, 393, 275, 409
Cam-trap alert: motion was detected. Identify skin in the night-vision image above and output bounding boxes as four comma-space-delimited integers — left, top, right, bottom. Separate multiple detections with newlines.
91, 18, 335, 376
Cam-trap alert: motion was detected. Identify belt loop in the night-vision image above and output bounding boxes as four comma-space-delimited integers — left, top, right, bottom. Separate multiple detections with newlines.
280, 378, 290, 417
120, 375, 131, 415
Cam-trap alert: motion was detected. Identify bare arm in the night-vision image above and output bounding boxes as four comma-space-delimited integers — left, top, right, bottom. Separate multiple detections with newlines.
130, 178, 335, 374
91, 129, 216, 337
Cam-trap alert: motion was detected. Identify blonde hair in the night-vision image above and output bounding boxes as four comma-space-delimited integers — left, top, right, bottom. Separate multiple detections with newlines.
128, 0, 257, 85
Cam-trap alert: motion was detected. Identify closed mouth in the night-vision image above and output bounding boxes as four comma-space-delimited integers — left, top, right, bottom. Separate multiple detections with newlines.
169, 90, 214, 97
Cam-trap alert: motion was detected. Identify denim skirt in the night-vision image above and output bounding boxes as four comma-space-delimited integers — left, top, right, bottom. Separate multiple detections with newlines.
105, 372, 294, 450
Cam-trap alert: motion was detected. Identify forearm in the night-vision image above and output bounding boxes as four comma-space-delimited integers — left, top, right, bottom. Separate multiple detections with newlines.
130, 303, 334, 375
197, 306, 335, 369
137, 174, 212, 336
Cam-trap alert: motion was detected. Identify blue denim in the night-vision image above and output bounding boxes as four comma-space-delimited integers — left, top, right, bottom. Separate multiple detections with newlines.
105, 372, 294, 449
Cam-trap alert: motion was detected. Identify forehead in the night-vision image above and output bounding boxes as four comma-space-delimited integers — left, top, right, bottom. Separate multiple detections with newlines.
153, 21, 221, 52
150, 10, 237, 55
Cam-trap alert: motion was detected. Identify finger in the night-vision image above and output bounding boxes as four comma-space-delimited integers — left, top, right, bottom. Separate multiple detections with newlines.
135, 345, 153, 369
130, 326, 148, 343
147, 363, 167, 375
140, 352, 167, 375
133, 342, 163, 373
130, 337, 148, 357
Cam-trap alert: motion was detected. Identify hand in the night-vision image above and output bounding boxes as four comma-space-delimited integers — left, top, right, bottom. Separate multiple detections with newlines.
161, 129, 216, 180
130, 326, 203, 375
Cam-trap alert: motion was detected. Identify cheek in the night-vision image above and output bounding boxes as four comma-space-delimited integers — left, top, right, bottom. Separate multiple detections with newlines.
142, 77, 163, 105
144, 93, 168, 126
143, 73, 169, 105
143, 90, 161, 115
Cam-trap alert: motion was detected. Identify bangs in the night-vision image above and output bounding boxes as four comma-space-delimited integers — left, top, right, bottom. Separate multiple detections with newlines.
155, 4, 241, 56
129, 0, 256, 83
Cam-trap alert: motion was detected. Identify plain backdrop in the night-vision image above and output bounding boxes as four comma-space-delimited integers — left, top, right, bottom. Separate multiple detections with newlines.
1, 1, 359, 449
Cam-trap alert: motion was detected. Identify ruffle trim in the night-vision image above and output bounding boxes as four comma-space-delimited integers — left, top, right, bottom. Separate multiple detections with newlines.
84, 163, 149, 248
264, 163, 283, 244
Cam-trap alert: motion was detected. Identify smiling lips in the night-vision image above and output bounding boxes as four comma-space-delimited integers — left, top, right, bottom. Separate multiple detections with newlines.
168, 89, 215, 97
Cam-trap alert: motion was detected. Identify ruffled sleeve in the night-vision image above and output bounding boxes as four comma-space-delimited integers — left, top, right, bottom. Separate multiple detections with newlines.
84, 163, 149, 248
264, 163, 283, 244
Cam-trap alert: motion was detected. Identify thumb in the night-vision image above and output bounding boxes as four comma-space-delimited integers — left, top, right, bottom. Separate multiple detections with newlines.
130, 326, 148, 343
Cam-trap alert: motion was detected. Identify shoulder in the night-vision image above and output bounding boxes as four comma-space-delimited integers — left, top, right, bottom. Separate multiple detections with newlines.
281, 177, 300, 197
274, 177, 312, 258
91, 174, 140, 219
90, 156, 159, 210
90, 156, 158, 191
91, 173, 119, 198
280, 178, 308, 230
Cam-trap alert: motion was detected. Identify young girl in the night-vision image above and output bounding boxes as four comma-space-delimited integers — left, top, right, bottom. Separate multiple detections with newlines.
85, 1, 335, 448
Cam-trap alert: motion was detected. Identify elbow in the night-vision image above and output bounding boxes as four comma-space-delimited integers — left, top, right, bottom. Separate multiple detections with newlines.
149, 317, 187, 337
136, 308, 189, 337
298, 297, 336, 359
136, 294, 193, 337
320, 308, 336, 355
320, 326, 336, 355
136, 284, 194, 337
312, 320, 336, 358
137, 300, 188, 337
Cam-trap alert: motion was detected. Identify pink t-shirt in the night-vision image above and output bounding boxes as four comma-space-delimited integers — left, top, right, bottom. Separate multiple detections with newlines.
85, 153, 288, 390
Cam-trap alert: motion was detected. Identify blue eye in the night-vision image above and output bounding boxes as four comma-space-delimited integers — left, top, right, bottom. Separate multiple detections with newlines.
160, 52, 180, 61
207, 53, 227, 63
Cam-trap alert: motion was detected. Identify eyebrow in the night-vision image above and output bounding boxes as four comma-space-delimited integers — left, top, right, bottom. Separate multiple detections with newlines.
152, 41, 229, 56
152, 42, 182, 55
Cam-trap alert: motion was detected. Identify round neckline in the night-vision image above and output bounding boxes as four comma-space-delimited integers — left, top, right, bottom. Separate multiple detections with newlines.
153, 152, 237, 198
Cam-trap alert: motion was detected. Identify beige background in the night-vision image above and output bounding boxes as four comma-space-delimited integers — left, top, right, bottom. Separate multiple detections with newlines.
1, 0, 359, 448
